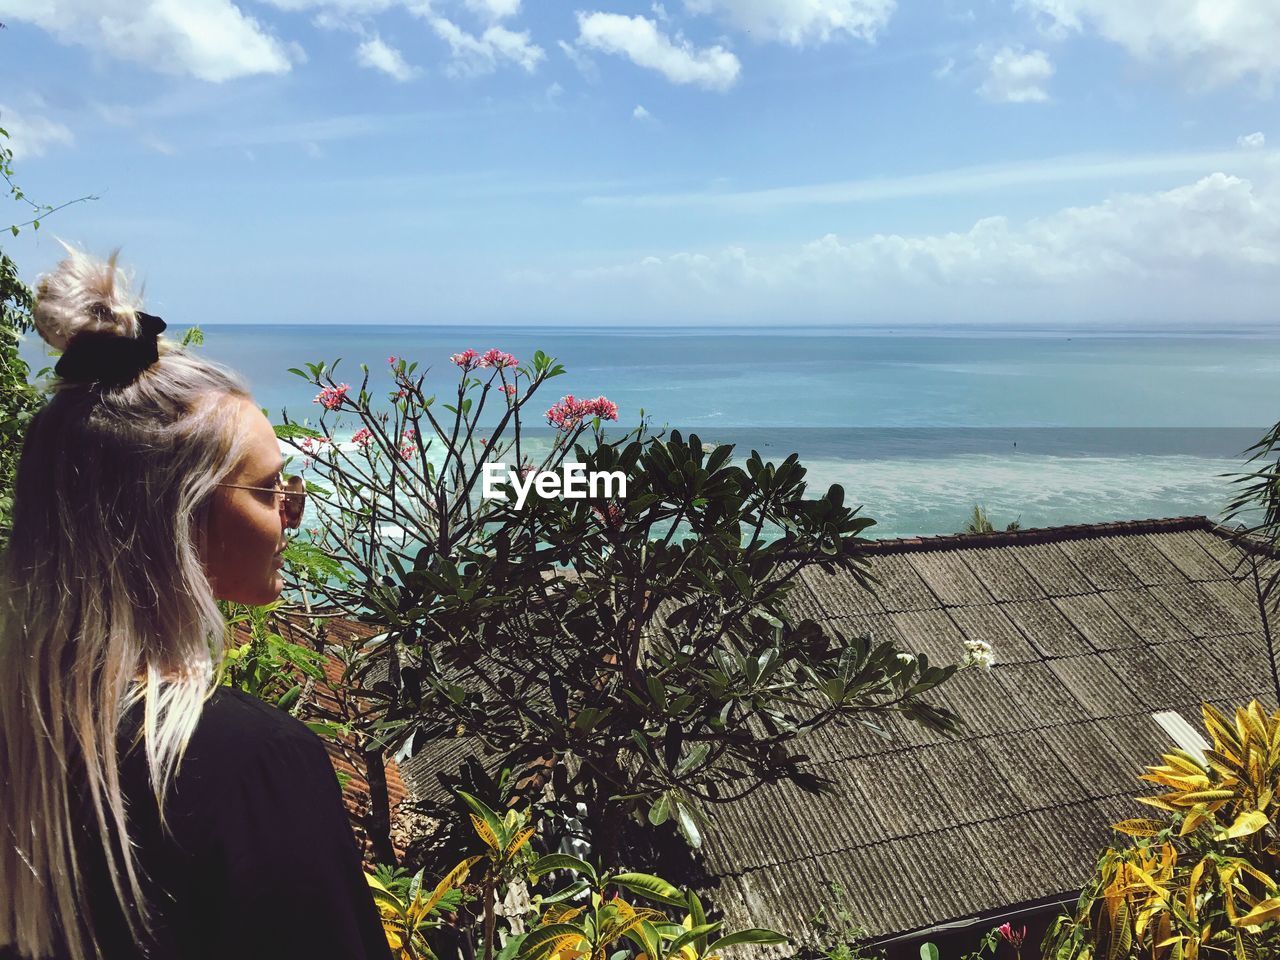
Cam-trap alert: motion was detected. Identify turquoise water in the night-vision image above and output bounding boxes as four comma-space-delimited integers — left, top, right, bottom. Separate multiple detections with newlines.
20, 325, 1280, 539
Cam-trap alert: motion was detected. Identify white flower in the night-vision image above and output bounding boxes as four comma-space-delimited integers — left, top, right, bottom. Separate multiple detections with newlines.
961, 638, 996, 671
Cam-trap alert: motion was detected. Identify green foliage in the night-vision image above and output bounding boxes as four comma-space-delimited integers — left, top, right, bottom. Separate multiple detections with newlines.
218, 600, 327, 712
1043, 701, 1280, 960
958, 505, 1021, 535
280, 350, 964, 865
796, 882, 883, 960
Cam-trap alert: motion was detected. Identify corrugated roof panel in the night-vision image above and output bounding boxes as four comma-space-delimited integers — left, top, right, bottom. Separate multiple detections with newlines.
1101, 712, 1186, 773
1001, 599, 1094, 658
864, 554, 943, 612
1195, 633, 1276, 700
1056, 539, 1144, 592
1040, 722, 1148, 796
832, 613, 910, 648
1151, 636, 1259, 702
1199, 579, 1267, 633
961, 815, 1079, 906
946, 604, 1042, 664
796, 564, 885, 618
1010, 543, 1094, 597
922, 739, 1025, 824
854, 750, 964, 838
934, 666, 1031, 734
975, 729, 1089, 808
994, 661, 1092, 725
1104, 534, 1190, 587
1048, 656, 1134, 719
1186, 530, 1250, 578
1102, 644, 1199, 708
890, 608, 972, 665
1149, 582, 1243, 638
958, 546, 1048, 602
1148, 531, 1233, 582
1052, 593, 1142, 651
1102, 588, 1190, 644
907, 551, 997, 607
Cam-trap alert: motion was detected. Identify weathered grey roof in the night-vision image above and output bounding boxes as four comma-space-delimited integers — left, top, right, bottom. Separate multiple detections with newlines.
697, 516, 1279, 948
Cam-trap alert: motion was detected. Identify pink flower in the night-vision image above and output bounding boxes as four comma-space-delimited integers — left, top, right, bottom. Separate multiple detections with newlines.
299, 435, 331, 455
352, 427, 373, 448
997, 924, 1026, 950
314, 383, 350, 410
450, 349, 480, 372
501, 384, 518, 398
399, 427, 416, 461
592, 502, 624, 530
478, 349, 518, 369
545, 394, 619, 431
387, 356, 398, 365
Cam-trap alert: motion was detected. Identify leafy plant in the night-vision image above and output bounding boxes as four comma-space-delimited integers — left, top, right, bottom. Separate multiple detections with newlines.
367, 860, 473, 960
1044, 701, 1280, 960
274, 349, 964, 864
518, 854, 787, 960
958, 505, 1021, 535
218, 599, 327, 712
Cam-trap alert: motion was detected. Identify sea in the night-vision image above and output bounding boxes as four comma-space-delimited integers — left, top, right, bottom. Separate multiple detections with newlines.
19, 324, 1280, 541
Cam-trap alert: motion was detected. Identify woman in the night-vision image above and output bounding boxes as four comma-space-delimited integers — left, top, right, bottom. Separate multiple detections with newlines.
0, 249, 391, 960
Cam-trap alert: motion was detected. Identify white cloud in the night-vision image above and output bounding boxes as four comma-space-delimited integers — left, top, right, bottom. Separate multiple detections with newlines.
978, 46, 1053, 103
464, 0, 519, 21
430, 17, 544, 75
356, 36, 420, 80
933, 57, 955, 79
633, 104, 653, 120
683, 0, 895, 47
543, 171, 1280, 323
0, 106, 74, 159
589, 148, 1279, 211
558, 38, 599, 80
574, 12, 740, 91
0, 0, 293, 82
1239, 131, 1266, 150
1021, 0, 1280, 90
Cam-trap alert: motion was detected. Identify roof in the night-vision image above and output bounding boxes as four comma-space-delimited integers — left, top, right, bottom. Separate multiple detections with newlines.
694, 516, 1279, 947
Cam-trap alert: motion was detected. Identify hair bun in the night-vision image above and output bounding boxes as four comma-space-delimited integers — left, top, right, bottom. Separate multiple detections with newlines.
32, 245, 144, 352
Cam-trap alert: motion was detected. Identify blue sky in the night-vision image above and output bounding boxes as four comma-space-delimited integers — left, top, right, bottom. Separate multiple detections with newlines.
1, 0, 1278, 326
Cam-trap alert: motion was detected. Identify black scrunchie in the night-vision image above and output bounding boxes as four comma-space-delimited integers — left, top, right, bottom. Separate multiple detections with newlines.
55, 311, 168, 387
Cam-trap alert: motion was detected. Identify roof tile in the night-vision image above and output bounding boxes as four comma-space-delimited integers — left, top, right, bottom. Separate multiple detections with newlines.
1001, 600, 1094, 658
907, 552, 997, 607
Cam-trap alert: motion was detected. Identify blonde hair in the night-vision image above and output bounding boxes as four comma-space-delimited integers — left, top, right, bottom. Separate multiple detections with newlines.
0, 247, 253, 959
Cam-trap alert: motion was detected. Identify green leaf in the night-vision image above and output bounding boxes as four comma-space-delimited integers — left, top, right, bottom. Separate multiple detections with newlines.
610, 873, 687, 908
648, 793, 672, 826
920, 944, 940, 960
274, 423, 324, 440
706, 929, 789, 951
457, 790, 504, 844
530, 854, 596, 883
517, 923, 582, 960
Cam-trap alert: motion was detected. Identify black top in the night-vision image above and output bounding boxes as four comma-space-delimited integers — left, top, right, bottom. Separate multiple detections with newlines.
4, 687, 392, 960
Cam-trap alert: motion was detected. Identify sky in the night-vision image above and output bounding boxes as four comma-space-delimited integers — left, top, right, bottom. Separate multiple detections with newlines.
1, 0, 1279, 327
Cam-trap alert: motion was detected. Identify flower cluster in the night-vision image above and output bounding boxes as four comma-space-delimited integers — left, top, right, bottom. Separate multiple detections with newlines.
997, 923, 1026, 950
450, 349, 480, 371
314, 383, 350, 410
479, 348, 518, 369
399, 427, 416, 461
351, 427, 373, 448
961, 638, 996, 671
450, 348, 519, 372
545, 395, 619, 431
501, 384, 518, 398
591, 502, 625, 530
299, 435, 331, 455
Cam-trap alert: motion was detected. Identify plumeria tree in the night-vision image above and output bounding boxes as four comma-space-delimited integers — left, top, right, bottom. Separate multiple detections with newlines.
276, 347, 963, 867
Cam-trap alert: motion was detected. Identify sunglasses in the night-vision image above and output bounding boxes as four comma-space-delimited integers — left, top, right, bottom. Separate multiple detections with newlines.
216, 473, 306, 529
